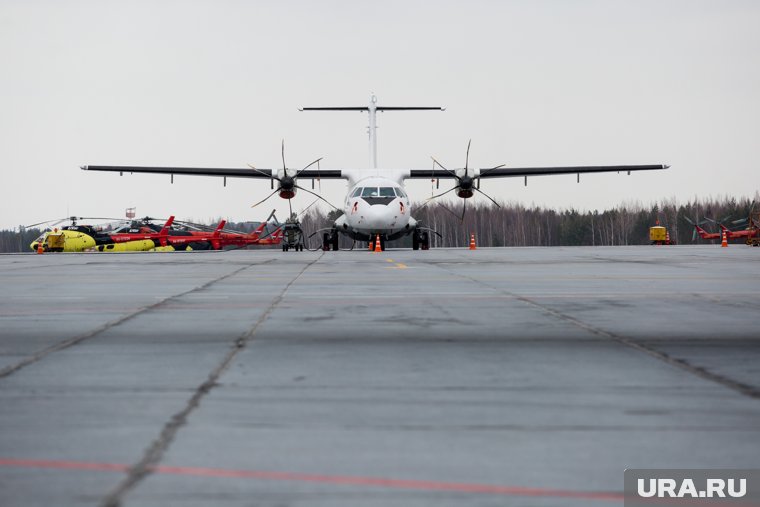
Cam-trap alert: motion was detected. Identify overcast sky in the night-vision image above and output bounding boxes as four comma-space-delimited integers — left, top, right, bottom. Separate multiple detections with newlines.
1, 0, 758, 229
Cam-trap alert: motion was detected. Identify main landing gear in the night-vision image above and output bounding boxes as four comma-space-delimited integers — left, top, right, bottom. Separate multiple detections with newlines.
322, 229, 339, 251
412, 228, 430, 250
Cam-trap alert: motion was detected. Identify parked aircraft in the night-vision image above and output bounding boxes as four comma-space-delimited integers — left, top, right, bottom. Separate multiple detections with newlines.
30, 215, 281, 252
82, 95, 669, 251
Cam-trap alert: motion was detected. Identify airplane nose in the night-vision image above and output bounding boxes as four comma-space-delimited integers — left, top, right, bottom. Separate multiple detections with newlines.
363, 205, 396, 230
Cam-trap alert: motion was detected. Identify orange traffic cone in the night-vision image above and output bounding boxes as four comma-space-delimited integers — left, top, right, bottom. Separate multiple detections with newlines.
721, 230, 728, 247
36, 242, 44, 254
374, 234, 382, 252
665, 231, 671, 245
469, 233, 476, 250
368, 237, 373, 251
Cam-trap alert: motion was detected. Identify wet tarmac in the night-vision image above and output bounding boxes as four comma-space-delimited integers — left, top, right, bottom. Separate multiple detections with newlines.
0, 246, 758, 506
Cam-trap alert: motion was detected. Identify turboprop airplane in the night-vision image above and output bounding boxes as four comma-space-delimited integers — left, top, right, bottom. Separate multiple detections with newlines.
82, 95, 669, 251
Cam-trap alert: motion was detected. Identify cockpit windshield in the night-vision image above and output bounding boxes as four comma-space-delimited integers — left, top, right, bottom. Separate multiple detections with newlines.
356, 187, 400, 198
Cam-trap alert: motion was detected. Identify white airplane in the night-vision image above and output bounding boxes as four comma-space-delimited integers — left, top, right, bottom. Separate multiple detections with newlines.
82, 94, 669, 251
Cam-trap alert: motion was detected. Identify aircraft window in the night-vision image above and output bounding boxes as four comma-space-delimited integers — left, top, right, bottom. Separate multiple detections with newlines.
395, 188, 407, 198
379, 187, 395, 197
351, 187, 363, 197
361, 187, 379, 197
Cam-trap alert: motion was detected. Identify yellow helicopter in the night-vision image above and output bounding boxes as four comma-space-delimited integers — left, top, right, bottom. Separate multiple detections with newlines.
28, 216, 177, 253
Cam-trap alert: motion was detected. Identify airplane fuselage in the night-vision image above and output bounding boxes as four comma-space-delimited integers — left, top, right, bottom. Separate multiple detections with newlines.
333, 174, 416, 241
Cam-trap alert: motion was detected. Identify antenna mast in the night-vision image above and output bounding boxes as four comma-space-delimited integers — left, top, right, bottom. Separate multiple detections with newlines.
300, 95, 444, 170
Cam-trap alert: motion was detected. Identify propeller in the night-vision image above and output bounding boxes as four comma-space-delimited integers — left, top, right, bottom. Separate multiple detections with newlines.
428, 140, 503, 220
250, 141, 337, 219
249, 140, 327, 215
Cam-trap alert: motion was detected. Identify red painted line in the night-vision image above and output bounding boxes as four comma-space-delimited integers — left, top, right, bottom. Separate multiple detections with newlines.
0, 458, 129, 473
0, 457, 623, 501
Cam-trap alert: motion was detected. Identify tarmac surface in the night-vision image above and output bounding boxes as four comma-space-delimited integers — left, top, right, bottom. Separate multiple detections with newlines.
0, 245, 758, 507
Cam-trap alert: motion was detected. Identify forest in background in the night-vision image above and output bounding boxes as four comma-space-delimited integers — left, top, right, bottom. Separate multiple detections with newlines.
300, 194, 758, 249
2, 195, 757, 252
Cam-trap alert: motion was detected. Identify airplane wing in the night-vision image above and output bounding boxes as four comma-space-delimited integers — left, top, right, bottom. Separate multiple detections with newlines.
406, 164, 669, 180
81, 165, 345, 180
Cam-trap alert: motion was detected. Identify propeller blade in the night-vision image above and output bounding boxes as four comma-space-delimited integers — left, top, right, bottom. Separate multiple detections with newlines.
430, 157, 460, 180
298, 198, 321, 218
459, 197, 467, 221
425, 186, 457, 202
732, 218, 748, 225
251, 188, 280, 208
475, 164, 506, 179
248, 164, 279, 181
296, 157, 324, 178
464, 139, 471, 175
436, 201, 463, 219
281, 139, 286, 171
474, 187, 502, 208
293, 185, 340, 210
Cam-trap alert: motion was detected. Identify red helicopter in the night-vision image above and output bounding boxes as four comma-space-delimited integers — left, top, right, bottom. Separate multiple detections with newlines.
99, 214, 282, 251
179, 210, 283, 250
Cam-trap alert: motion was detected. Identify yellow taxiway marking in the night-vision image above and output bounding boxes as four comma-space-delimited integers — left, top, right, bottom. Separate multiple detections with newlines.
383, 258, 407, 269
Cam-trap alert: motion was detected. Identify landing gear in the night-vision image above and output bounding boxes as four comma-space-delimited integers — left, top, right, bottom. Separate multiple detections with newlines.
323, 230, 339, 251
412, 229, 430, 250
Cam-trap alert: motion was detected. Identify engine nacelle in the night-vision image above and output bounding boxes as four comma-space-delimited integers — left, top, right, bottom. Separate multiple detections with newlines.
456, 188, 474, 199
279, 188, 296, 200
276, 170, 297, 200
455, 172, 475, 199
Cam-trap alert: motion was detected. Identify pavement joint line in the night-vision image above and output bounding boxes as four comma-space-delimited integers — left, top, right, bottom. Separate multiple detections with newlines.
428, 258, 760, 400
0, 261, 275, 380
98, 253, 323, 507
694, 292, 760, 312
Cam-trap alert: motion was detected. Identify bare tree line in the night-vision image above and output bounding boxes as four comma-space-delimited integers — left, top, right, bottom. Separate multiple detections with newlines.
301, 194, 758, 249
